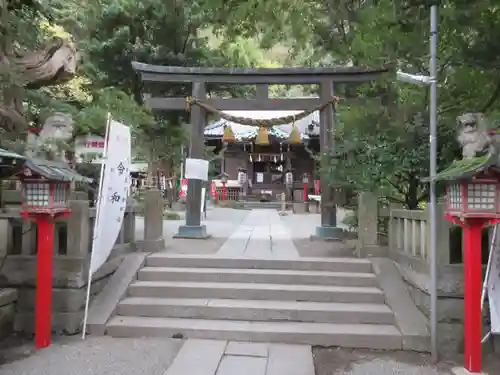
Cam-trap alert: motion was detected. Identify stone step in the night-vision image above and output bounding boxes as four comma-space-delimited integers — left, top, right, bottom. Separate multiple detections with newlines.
128, 281, 385, 304
138, 267, 378, 287
106, 316, 402, 350
117, 297, 395, 325
146, 254, 373, 273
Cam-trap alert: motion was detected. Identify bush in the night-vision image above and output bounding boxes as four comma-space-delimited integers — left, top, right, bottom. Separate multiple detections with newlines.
163, 211, 181, 220
342, 212, 358, 231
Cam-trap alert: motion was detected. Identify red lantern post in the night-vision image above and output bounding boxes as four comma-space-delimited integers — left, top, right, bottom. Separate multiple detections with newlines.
220, 173, 228, 201
441, 161, 500, 374
19, 165, 72, 349
302, 173, 309, 202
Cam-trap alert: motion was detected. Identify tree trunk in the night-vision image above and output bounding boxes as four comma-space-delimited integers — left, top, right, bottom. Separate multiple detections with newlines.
405, 174, 420, 210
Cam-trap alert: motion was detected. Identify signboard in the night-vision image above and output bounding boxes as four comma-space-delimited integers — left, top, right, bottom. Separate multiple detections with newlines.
185, 158, 209, 181
74, 135, 105, 163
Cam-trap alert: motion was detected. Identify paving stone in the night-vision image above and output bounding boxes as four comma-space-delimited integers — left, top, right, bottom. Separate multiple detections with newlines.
225, 341, 268, 357
216, 355, 267, 375
266, 344, 315, 375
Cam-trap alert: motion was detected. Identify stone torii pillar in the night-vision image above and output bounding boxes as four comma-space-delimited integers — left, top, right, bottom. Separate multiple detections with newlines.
175, 82, 210, 239
314, 79, 343, 240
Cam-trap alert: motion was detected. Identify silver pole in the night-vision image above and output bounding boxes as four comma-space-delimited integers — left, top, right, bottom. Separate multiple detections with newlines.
429, 4, 439, 362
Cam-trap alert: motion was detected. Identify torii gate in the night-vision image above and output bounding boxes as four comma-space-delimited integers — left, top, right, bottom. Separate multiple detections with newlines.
132, 63, 390, 239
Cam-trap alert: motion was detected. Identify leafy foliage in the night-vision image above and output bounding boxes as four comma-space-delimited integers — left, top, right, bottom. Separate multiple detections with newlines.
3, 0, 500, 207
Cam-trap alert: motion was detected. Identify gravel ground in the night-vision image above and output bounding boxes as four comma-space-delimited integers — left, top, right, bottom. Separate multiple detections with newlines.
0, 336, 182, 375
313, 347, 500, 375
293, 238, 356, 258
164, 237, 228, 254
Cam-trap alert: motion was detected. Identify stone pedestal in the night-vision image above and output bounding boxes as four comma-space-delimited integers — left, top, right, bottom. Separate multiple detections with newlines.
174, 224, 210, 239
355, 192, 386, 257
138, 189, 165, 251
313, 225, 344, 240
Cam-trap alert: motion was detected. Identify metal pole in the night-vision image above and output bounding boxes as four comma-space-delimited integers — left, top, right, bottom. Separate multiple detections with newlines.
429, 4, 439, 362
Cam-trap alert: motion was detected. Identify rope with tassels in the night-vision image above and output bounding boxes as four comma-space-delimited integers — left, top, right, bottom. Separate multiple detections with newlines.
185, 96, 339, 127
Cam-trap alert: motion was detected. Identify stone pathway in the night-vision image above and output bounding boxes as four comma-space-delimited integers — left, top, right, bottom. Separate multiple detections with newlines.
164, 339, 315, 375
2, 208, 496, 375
217, 209, 299, 258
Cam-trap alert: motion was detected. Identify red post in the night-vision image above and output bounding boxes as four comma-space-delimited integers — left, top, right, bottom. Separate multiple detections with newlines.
463, 219, 484, 373
303, 183, 308, 201
222, 183, 227, 201
34, 216, 54, 349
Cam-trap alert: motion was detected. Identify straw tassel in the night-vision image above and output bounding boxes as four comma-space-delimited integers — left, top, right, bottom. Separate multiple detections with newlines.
222, 125, 235, 143
255, 126, 270, 145
185, 97, 193, 112
287, 118, 301, 145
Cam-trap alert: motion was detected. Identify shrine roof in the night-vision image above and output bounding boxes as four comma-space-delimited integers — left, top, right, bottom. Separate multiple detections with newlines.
0, 148, 26, 179
431, 152, 500, 182
24, 158, 93, 183
204, 110, 320, 141
0, 148, 26, 161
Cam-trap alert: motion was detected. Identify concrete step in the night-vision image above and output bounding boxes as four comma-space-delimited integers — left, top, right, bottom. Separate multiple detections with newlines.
138, 267, 378, 287
128, 281, 385, 304
106, 316, 402, 349
146, 254, 373, 273
117, 297, 395, 324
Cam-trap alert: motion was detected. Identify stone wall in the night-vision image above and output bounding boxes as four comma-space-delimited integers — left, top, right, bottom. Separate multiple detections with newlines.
0, 199, 139, 334
356, 192, 498, 356
0, 289, 17, 339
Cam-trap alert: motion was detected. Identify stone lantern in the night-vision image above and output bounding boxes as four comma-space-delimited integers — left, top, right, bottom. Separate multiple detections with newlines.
18, 158, 90, 350
435, 147, 500, 374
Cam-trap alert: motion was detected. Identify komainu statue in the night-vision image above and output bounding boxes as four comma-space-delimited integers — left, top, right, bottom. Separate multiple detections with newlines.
457, 112, 493, 159
0, 37, 80, 132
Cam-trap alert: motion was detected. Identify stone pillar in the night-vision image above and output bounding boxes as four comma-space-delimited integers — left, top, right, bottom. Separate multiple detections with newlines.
176, 82, 210, 239
67, 200, 90, 257
358, 192, 378, 246
429, 202, 451, 265
122, 203, 136, 244
356, 192, 386, 257
141, 189, 164, 251
315, 79, 343, 239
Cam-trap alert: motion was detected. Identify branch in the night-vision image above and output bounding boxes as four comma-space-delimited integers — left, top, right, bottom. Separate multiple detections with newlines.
385, 178, 407, 196
387, 195, 406, 205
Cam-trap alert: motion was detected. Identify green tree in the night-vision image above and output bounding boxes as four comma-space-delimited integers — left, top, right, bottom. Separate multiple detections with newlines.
199, 0, 500, 208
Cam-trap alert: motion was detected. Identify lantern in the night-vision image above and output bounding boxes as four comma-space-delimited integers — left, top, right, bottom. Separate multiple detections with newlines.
302, 173, 310, 201
445, 177, 500, 219
435, 150, 500, 374
285, 170, 293, 186
237, 167, 247, 185
17, 159, 89, 350
21, 167, 71, 215
302, 173, 310, 185
219, 172, 229, 201
220, 173, 228, 185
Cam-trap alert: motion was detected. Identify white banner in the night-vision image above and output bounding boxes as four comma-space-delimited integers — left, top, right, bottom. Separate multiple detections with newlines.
488, 238, 500, 334
89, 120, 131, 274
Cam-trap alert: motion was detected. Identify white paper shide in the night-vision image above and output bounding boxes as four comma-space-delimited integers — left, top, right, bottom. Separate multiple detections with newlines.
89, 120, 132, 274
